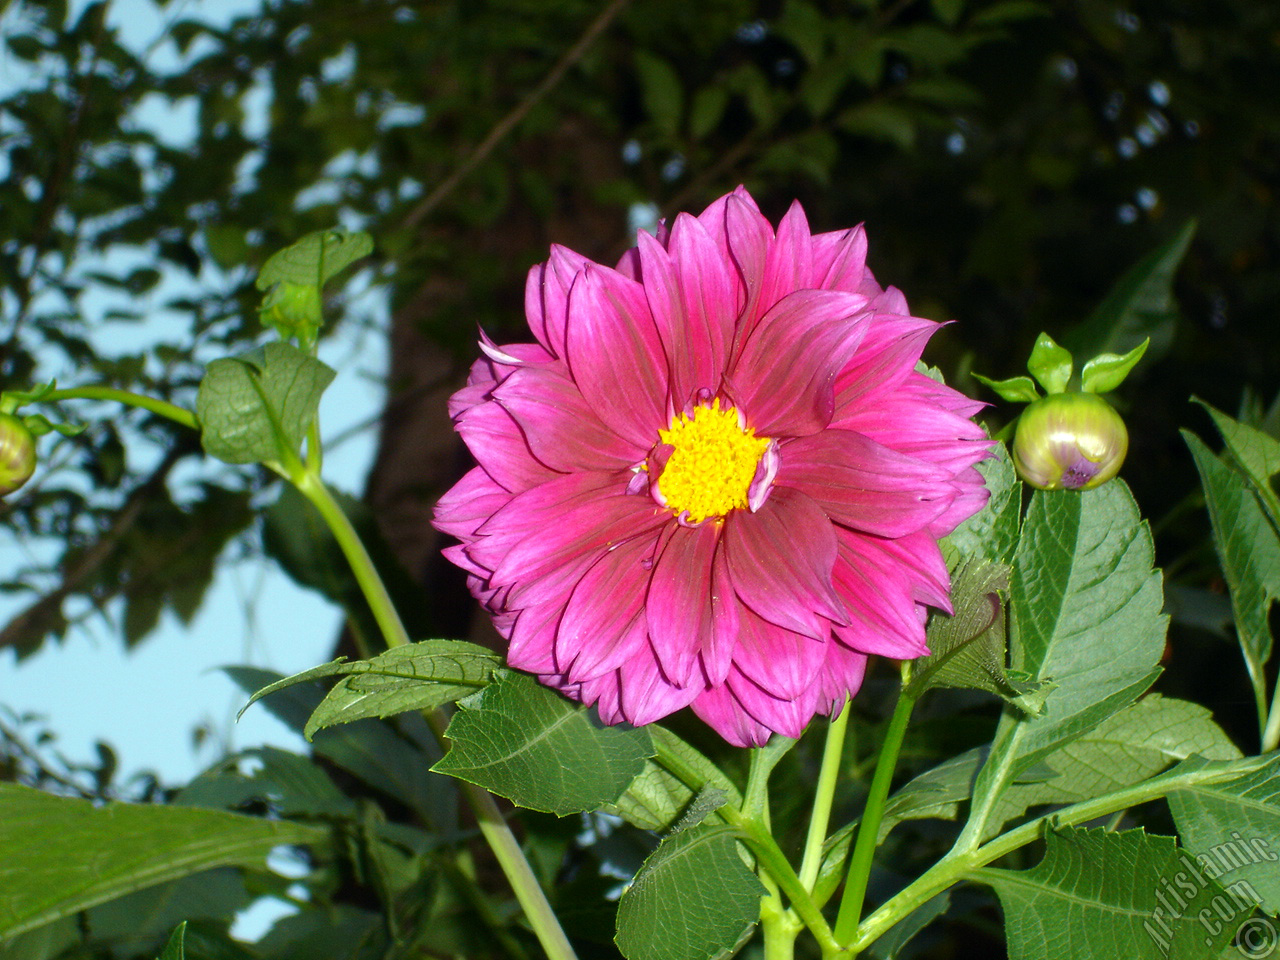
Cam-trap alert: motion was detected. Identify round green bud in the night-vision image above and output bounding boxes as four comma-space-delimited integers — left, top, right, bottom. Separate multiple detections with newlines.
1012, 392, 1128, 491
0, 412, 37, 496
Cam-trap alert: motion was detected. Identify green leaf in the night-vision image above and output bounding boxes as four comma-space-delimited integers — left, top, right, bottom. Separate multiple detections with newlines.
1081, 337, 1149, 394
1003, 481, 1166, 770
305, 641, 501, 738
615, 825, 765, 960
688, 85, 729, 139
634, 50, 683, 137
175, 746, 357, 819
157, 922, 186, 960
196, 342, 335, 465
1193, 398, 1280, 528
867, 891, 950, 959
238, 641, 500, 734
1066, 219, 1196, 363
255, 228, 373, 291
1184, 431, 1280, 678
1168, 753, 1280, 913
980, 825, 1239, 960
972, 373, 1041, 403
942, 441, 1021, 565
908, 558, 1050, 713
837, 101, 916, 149
1026, 331, 1073, 394
433, 671, 653, 816
607, 760, 701, 832
0, 783, 329, 940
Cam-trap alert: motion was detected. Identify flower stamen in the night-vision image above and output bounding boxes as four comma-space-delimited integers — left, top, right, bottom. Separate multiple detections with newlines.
652, 400, 771, 523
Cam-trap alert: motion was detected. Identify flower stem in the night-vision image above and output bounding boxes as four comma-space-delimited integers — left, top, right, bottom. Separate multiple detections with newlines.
291, 472, 578, 960
798, 697, 851, 893
833, 667, 915, 947
43, 386, 198, 430
1262, 675, 1280, 753
849, 752, 1275, 952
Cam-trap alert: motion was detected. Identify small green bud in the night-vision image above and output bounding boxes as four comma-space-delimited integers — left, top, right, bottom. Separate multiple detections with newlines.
1012, 392, 1128, 491
0, 412, 38, 496
260, 281, 323, 343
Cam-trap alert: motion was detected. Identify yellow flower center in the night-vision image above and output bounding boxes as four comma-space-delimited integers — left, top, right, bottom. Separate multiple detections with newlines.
656, 400, 770, 523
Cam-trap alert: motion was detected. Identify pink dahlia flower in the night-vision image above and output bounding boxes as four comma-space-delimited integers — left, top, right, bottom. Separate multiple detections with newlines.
434, 187, 991, 747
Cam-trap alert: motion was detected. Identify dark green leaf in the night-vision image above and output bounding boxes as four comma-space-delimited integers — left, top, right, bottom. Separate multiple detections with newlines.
433, 671, 653, 816
255, 228, 373, 290
942, 442, 1021, 565
634, 51, 683, 137
615, 825, 764, 960
1168, 753, 1280, 913
196, 342, 335, 465
1184, 431, 1280, 677
1194, 398, 1280, 527
1066, 219, 1196, 363
157, 921, 186, 960
0, 784, 328, 940
980, 825, 1238, 960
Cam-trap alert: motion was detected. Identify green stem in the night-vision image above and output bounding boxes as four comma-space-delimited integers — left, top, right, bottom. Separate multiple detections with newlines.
798, 697, 851, 892
848, 753, 1275, 952
292, 471, 578, 960
1262, 676, 1280, 753
833, 668, 915, 946
292, 470, 411, 650
43, 386, 197, 430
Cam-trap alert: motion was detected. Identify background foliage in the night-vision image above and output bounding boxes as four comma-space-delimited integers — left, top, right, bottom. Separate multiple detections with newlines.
3, 0, 1280, 957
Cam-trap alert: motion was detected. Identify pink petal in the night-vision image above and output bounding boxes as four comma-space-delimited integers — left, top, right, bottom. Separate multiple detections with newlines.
831, 530, 931, 658
577, 645, 702, 727
724, 487, 847, 640
732, 604, 827, 700
494, 364, 643, 472
777, 429, 953, 538
565, 263, 669, 447
832, 315, 938, 414
811, 225, 869, 292
556, 537, 656, 683
723, 192, 773, 346
646, 521, 725, 687
433, 467, 512, 540
456, 399, 559, 493
816, 642, 870, 713
689, 682, 774, 747
928, 465, 992, 538
524, 245, 590, 358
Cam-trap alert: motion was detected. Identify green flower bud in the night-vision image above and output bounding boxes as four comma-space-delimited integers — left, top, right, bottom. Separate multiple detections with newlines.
260, 281, 323, 343
1012, 392, 1128, 491
0, 412, 37, 496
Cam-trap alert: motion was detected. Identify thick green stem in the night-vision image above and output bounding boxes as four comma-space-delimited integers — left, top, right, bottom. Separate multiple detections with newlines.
798, 697, 851, 892
834, 670, 915, 946
848, 753, 1275, 952
43, 386, 197, 430
293, 470, 411, 650
1262, 677, 1280, 753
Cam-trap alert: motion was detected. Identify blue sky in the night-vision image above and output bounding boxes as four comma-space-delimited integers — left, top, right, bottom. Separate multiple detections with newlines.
0, 0, 389, 787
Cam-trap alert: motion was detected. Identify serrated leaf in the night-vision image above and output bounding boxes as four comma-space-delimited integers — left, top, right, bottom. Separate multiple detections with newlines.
0, 784, 328, 940
942, 442, 1021, 565
433, 671, 652, 816
1168, 753, 1280, 913
980, 825, 1238, 960
196, 342, 335, 465
255, 228, 372, 290
306, 641, 500, 737
615, 825, 764, 960
1026, 331, 1073, 394
906, 558, 1046, 711
1003, 481, 1167, 770
1081, 338, 1149, 394
607, 760, 699, 832
1066, 219, 1196, 363
1194, 398, 1280, 528
634, 50, 683, 137
972, 373, 1041, 403
1184, 431, 1280, 679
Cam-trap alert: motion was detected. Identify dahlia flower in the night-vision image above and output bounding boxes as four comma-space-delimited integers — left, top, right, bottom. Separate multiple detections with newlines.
434, 187, 991, 747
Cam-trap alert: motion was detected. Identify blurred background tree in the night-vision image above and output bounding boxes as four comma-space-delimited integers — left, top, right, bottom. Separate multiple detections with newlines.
2, 0, 1279, 955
